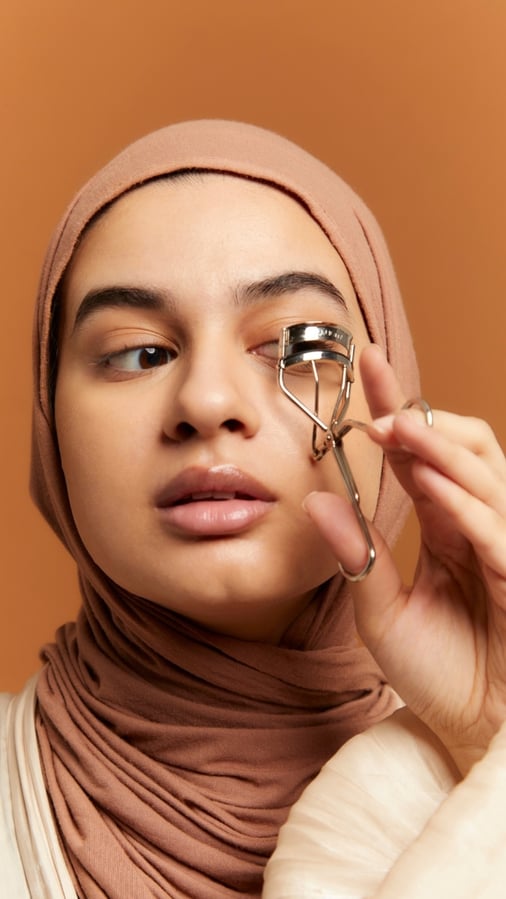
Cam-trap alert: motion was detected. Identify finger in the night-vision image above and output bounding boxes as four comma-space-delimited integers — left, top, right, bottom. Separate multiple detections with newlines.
359, 343, 406, 419
411, 461, 506, 577
303, 490, 405, 649
389, 414, 506, 574
370, 409, 506, 473
361, 345, 505, 476
390, 413, 506, 516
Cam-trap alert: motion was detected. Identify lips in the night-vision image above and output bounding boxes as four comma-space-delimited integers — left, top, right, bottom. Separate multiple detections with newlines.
174, 489, 257, 505
155, 465, 276, 536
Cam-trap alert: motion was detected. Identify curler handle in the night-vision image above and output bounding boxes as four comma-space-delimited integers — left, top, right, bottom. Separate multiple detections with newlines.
331, 438, 376, 582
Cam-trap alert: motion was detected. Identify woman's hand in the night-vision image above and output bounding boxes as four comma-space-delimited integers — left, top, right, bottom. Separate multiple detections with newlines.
304, 344, 506, 775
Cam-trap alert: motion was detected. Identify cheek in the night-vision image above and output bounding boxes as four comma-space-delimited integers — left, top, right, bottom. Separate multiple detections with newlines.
308, 428, 382, 517
55, 388, 148, 534
276, 353, 382, 519
56, 421, 150, 582
339, 428, 383, 520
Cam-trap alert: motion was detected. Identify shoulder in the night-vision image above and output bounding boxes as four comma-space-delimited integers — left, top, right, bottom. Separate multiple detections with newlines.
0, 687, 32, 897
0, 676, 78, 898
263, 708, 460, 898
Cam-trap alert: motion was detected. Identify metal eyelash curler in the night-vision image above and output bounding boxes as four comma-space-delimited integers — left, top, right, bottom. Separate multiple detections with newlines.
277, 321, 376, 582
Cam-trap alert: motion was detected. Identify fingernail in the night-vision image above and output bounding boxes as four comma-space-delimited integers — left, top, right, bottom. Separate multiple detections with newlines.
369, 414, 395, 435
302, 491, 318, 512
368, 343, 386, 358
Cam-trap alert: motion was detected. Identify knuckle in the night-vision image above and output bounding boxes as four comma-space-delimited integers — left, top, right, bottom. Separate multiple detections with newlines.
469, 417, 497, 451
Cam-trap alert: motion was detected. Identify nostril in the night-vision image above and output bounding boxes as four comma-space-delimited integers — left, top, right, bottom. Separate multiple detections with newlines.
175, 422, 198, 440
173, 419, 243, 440
224, 419, 243, 433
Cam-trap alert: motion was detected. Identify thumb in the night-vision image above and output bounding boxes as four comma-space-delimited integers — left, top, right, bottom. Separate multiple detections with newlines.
303, 491, 405, 649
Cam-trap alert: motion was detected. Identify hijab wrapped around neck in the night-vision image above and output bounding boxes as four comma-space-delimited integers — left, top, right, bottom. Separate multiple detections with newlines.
31, 120, 419, 898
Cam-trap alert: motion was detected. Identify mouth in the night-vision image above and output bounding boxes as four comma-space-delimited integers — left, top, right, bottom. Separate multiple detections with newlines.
174, 490, 258, 505
155, 465, 276, 536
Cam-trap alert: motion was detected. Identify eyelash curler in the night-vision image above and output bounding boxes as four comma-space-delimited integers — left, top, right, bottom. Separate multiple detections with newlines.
277, 321, 375, 582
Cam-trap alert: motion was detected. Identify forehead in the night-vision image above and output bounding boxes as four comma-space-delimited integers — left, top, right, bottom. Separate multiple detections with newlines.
62, 173, 367, 333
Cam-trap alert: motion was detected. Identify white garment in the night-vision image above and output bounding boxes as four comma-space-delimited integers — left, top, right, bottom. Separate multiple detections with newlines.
4, 682, 506, 898
0, 676, 77, 899
263, 707, 506, 898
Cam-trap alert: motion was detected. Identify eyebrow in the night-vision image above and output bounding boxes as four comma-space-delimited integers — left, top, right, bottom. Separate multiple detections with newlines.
71, 271, 349, 333
72, 286, 166, 333
240, 271, 348, 310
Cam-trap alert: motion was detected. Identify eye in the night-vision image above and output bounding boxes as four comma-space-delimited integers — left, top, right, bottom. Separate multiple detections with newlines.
250, 339, 280, 364
250, 337, 323, 376
105, 345, 175, 372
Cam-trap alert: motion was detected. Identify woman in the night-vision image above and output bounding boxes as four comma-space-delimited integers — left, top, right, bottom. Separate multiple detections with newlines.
1, 120, 505, 898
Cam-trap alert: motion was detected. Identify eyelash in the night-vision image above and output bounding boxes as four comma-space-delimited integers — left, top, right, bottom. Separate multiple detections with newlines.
97, 343, 176, 376
97, 336, 282, 368
94, 332, 334, 380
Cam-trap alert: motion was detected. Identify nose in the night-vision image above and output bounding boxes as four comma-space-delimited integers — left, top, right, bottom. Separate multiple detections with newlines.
163, 341, 261, 443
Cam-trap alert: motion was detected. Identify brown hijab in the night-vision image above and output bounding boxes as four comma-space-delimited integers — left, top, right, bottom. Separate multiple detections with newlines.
31, 120, 419, 898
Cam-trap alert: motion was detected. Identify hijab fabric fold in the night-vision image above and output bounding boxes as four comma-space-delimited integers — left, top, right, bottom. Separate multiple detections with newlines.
31, 120, 419, 898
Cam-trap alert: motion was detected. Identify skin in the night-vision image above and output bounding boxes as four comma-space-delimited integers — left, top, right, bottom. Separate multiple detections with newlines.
55, 172, 506, 776
55, 174, 382, 642
306, 348, 506, 775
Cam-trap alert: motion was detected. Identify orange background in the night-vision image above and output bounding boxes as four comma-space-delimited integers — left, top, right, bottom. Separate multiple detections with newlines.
1, 1, 505, 692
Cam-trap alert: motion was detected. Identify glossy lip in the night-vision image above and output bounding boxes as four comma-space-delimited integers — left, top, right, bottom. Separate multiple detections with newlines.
154, 464, 277, 537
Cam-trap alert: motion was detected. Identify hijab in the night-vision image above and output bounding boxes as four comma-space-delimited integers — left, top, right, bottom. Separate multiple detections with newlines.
31, 120, 419, 898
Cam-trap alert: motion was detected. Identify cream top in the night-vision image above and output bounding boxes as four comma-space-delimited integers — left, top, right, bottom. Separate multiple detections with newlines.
264, 706, 506, 898
0, 676, 76, 898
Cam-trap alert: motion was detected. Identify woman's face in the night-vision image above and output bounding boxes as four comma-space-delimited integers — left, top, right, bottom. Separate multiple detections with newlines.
55, 174, 382, 641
